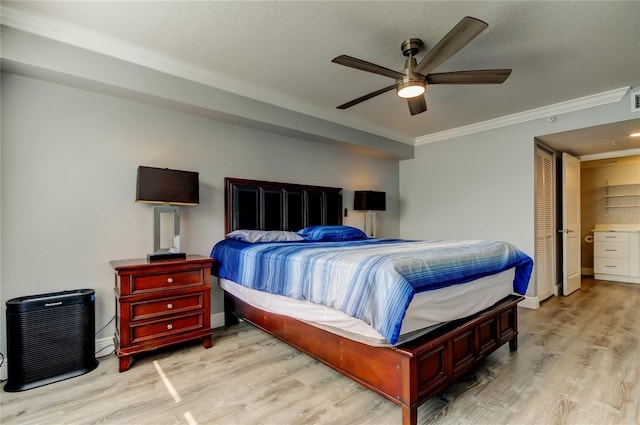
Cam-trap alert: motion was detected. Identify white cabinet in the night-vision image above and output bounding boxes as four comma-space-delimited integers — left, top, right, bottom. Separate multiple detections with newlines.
593, 231, 640, 284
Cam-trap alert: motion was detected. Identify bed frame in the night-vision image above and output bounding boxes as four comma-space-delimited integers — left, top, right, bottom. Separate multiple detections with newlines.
220, 177, 523, 425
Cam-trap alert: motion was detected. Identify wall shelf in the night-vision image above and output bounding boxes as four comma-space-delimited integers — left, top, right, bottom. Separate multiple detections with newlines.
604, 182, 640, 216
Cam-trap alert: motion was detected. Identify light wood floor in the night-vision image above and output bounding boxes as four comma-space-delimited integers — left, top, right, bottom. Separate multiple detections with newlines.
1, 278, 638, 425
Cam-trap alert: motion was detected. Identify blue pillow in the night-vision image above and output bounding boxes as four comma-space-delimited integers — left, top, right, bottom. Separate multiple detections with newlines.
297, 225, 368, 242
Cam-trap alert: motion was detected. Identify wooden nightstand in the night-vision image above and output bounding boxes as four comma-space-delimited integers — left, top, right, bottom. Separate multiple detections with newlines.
110, 255, 215, 372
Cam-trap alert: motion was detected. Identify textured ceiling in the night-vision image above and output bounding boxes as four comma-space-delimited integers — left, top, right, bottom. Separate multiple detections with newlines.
3, 1, 640, 154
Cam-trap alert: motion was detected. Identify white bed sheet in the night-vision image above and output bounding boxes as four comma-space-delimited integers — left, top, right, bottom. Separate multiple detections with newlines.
220, 268, 515, 347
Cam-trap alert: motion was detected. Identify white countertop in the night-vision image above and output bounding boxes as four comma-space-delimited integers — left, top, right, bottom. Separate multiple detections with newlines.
592, 224, 640, 232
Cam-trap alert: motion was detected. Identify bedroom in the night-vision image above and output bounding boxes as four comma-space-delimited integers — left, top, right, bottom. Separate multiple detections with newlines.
1, 1, 639, 424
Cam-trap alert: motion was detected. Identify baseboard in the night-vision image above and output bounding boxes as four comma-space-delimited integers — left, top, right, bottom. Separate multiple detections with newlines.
518, 296, 539, 309
95, 336, 115, 358
581, 267, 594, 276
211, 312, 225, 329
0, 357, 7, 381
594, 273, 640, 284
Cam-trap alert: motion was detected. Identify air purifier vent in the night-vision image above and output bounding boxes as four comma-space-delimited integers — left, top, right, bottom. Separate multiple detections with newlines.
4, 289, 99, 392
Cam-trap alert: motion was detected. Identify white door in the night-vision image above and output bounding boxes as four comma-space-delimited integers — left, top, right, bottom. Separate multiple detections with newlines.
561, 152, 581, 295
535, 148, 555, 301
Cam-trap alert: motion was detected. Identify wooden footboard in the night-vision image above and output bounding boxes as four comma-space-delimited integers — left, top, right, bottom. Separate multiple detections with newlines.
225, 292, 523, 425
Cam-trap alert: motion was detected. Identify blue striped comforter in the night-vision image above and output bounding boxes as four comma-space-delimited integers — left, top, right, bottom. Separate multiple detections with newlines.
211, 238, 532, 344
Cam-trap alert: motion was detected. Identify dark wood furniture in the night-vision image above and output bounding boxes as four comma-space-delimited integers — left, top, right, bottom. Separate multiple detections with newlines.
219, 177, 524, 425
224, 177, 343, 232
111, 255, 214, 372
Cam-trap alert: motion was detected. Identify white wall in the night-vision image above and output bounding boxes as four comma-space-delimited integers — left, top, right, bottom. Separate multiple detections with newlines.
399, 89, 640, 299
0, 72, 400, 354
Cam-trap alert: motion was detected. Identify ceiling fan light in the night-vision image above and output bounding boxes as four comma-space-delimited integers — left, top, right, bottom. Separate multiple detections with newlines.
397, 81, 426, 98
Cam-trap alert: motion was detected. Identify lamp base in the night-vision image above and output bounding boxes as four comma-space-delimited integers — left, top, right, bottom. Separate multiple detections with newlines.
147, 252, 187, 262
364, 211, 377, 238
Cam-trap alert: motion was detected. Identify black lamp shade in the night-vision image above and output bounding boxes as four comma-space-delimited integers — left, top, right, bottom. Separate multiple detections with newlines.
136, 166, 199, 205
354, 190, 386, 211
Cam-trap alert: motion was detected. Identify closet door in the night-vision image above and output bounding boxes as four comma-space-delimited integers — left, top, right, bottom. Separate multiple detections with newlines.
535, 147, 555, 302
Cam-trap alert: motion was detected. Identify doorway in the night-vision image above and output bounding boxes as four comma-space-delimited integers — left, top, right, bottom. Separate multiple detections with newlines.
533, 119, 640, 307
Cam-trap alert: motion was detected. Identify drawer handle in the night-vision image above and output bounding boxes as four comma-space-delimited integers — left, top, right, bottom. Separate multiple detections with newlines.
605, 265, 617, 268
167, 277, 174, 284
605, 249, 617, 252
167, 323, 173, 330
167, 303, 173, 309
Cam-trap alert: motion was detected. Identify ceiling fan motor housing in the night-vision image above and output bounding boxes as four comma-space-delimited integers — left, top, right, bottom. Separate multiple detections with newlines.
401, 38, 424, 57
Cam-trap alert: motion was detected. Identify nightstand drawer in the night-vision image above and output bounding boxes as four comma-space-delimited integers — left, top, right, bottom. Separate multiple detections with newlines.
594, 242, 629, 259
131, 269, 203, 293
131, 313, 204, 343
130, 293, 204, 321
594, 258, 630, 276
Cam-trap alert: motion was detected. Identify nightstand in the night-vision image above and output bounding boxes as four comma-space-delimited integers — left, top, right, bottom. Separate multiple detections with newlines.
110, 255, 215, 372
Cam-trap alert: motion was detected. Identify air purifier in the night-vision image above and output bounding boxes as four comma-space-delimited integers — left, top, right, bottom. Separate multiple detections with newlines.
4, 289, 99, 392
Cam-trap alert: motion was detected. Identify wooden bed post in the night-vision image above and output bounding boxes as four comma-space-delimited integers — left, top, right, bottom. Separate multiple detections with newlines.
509, 309, 519, 351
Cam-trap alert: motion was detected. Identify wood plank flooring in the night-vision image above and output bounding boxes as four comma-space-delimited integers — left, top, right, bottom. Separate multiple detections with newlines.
1, 278, 638, 424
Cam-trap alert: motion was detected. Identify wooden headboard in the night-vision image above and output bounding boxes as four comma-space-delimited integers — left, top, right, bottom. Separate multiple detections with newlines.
224, 177, 343, 234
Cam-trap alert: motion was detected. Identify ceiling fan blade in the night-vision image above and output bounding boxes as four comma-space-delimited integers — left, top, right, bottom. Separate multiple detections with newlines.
407, 95, 427, 116
332, 55, 406, 80
414, 16, 488, 75
427, 69, 512, 84
337, 84, 397, 109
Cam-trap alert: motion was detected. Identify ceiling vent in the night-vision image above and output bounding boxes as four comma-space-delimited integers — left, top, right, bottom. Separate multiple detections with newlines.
632, 90, 640, 112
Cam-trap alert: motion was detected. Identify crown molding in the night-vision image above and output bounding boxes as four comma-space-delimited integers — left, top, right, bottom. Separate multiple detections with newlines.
415, 87, 631, 145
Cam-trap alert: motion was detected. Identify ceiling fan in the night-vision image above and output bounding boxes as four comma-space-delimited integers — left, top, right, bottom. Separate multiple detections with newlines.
331, 16, 511, 116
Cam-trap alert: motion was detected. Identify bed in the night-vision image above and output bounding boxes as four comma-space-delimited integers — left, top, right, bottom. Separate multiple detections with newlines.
213, 177, 532, 425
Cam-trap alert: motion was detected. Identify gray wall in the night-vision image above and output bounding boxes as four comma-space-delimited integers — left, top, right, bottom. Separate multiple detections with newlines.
0, 72, 400, 354
399, 89, 639, 299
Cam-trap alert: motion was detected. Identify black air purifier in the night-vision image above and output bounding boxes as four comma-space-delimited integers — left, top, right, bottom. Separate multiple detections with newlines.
4, 289, 99, 392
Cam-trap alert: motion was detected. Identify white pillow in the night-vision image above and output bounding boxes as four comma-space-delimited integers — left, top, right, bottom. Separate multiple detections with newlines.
226, 229, 304, 243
